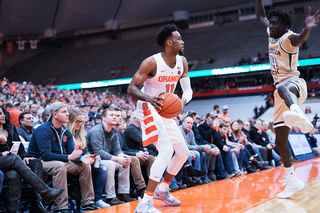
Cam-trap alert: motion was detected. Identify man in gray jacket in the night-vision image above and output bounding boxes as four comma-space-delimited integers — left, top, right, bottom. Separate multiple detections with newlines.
87, 108, 135, 205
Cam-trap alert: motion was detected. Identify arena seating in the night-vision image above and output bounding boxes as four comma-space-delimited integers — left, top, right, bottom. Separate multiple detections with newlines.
4, 10, 320, 86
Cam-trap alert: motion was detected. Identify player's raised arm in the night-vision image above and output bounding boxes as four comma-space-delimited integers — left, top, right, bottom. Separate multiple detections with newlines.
256, 0, 269, 33
127, 57, 163, 110
179, 56, 193, 106
290, 7, 320, 47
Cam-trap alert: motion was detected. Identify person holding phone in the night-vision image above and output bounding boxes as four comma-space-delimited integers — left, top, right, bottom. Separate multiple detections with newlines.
28, 102, 100, 213
66, 109, 110, 209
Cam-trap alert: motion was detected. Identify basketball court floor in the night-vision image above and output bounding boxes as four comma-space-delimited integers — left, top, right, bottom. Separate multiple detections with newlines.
91, 157, 320, 213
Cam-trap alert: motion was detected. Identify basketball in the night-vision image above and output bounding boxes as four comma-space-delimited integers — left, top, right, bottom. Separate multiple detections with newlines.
157, 93, 182, 119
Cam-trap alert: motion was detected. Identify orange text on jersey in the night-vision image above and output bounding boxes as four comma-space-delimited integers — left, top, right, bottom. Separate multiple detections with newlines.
158, 75, 180, 82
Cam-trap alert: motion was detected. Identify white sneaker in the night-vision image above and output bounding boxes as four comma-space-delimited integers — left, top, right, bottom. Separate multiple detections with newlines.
95, 199, 110, 208
135, 198, 161, 213
283, 110, 313, 133
277, 177, 305, 199
154, 185, 181, 206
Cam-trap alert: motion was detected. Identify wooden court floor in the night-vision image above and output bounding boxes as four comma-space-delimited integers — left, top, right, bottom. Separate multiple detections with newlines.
90, 157, 320, 213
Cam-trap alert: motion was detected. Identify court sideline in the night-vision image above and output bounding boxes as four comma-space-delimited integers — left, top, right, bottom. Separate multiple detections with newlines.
89, 157, 320, 213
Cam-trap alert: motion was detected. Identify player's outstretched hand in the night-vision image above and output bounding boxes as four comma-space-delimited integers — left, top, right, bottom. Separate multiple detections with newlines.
305, 7, 320, 29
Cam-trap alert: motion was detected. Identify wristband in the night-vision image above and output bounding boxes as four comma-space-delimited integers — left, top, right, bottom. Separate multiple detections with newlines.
116, 157, 118, 163
201, 145, 204, 151
136, 153, 138, 157
80, 156, 83, 161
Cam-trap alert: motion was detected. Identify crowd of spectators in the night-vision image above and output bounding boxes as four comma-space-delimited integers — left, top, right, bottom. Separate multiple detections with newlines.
237, 52, 269, 66
0, 77, 319, 212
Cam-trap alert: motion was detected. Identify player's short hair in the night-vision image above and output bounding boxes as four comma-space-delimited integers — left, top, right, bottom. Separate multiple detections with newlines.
155, 24, 177, 48
267, 8, 293, 29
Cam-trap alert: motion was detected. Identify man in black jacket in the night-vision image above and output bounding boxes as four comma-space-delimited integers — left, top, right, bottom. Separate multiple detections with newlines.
196, 113, 234, 179
116, 110, 155, 198
249, 120, 281, 165
124, 112, 157, 157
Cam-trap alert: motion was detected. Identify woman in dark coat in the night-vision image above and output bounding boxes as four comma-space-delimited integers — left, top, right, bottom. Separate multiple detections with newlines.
0, 106, 64, 213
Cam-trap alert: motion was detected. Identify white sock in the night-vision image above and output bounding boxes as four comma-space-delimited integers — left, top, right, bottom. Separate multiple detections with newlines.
249, 156, 254, 161
285, 166, 296, 179
142, 193, 153, 203
290, 104, 300, 113
159, 181, 169, 192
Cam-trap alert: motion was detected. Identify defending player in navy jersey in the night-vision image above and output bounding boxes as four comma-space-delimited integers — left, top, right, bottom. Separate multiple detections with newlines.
256, 0, 319, 198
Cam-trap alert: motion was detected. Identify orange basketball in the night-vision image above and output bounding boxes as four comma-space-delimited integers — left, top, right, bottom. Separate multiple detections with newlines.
157, 93, 182, 119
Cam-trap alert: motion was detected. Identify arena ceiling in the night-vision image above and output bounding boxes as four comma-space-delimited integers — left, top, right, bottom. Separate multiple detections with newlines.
0, 0, 254, 37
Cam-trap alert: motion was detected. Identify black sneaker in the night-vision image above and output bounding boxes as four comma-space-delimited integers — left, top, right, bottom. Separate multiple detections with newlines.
208, 173, 217, 181
80, 203, 100, 211
137, 187, 146, 198
106, 197, 125, 206
117, 194, 137, 202
186, 165, 207, 178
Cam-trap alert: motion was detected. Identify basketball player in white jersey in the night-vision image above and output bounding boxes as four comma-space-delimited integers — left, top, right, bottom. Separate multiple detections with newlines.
128, 24, 194, 213
256, 0, 319, 198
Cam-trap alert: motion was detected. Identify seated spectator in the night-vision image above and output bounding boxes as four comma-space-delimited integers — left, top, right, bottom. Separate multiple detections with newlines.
266, 122, 276, 143
66, 109, 110, 209
249, 120, 281, 166
124, 113, 157, 157
214, 122, 242, 176
88, 105, 98, 121
0, 106, 64, 213
84, 116, 94, 132
194, 112, 234, 180
29, 103, 39, 123
17, 112, 34, 142
28, 102, 99, 213
229, 121, 263, 172
239, 120, 271, 165
95, 113, 102, 125
4, 102, 22, 128
261, 120, 271, 142
179, 117, 210, 184
117, 110, 155, 198
306, 129, 319, 156
87, 108, 135, 205
33, 109, 49, 131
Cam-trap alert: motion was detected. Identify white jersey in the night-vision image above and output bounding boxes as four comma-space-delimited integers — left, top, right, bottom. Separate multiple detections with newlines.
141, 52, 183, 95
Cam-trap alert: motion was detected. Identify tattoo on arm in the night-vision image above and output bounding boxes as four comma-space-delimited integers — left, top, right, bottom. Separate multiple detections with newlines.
130, 88, 150, 102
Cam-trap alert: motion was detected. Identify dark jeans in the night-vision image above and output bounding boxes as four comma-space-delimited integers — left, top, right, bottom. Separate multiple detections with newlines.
91, 164, 107, 201
221, 149, 237, 174
192, 151, 207, 181
214, 153, 228, 179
